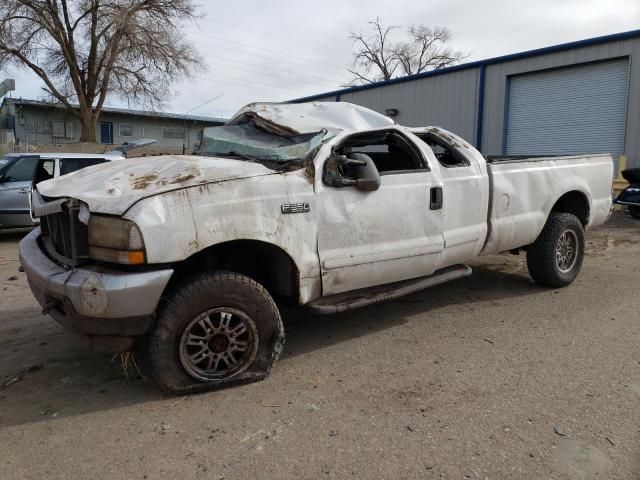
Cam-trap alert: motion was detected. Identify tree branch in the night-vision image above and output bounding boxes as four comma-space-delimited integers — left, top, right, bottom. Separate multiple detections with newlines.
347, 19, 466, 84
0, 0, 203, 140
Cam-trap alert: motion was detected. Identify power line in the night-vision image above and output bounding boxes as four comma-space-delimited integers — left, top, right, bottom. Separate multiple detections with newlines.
190, 39, 347, 80
198, 50, 346, 84
191, 75, 325, 101
184, 93, 224, 115
198, 52, 343, 87
197, 17, 333, 51
191, 31, 348, 71
197, 73, 310, 95
190, 38, 348, 76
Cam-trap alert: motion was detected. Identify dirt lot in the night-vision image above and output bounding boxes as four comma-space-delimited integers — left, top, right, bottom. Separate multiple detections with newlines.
1, 213, 639, 480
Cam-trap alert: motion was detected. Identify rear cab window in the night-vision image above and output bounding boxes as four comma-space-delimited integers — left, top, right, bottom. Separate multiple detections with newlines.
414, 132, 471, 168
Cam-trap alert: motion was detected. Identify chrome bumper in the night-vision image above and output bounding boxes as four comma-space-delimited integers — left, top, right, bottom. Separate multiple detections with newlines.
19, 228, 173, 337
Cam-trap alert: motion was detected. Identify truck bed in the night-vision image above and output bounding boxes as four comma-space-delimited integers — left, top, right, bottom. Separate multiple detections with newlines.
481, 154, 613, 255
485, 154, 582, 163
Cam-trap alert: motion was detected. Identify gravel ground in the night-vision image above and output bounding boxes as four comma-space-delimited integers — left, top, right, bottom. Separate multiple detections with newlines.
1, 213, 639, 480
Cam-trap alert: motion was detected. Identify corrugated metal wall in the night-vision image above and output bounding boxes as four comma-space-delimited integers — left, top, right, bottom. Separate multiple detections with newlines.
341, 69, 481, 142
306, 69, 481, 145
297, 35, 640, 169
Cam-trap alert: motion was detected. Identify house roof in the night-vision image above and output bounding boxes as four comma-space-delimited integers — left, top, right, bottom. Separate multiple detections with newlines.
290, 28, 640, 103
1, 97, 227, 124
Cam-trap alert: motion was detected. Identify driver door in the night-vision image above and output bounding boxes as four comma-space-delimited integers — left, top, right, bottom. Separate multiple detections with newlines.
0, 155, 40, 227
316, 130, 445, 296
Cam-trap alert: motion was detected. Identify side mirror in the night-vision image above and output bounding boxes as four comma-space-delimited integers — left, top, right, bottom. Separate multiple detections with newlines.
323, 153, 380, 192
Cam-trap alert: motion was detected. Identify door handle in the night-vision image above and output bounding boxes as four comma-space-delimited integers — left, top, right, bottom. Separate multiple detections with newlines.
19, 188, 30, 194
430, 187, 443, 210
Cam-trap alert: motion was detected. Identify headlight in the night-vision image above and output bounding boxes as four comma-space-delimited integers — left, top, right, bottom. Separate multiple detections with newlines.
88, 215, 146, 265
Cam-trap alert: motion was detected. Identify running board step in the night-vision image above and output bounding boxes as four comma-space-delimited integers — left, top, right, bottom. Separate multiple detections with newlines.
307, 264, 472, 314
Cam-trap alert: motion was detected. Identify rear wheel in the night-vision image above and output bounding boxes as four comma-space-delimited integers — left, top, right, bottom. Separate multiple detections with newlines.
147, 271, 284, 394
526, 213, 585, 288
629, 206, 640, 220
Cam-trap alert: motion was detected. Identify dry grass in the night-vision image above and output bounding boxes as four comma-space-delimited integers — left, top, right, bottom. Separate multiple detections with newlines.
112, 351, 143, 380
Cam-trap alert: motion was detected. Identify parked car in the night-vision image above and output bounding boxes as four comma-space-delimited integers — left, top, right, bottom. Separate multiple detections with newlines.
0, 152, 124, 228
614, 168, 640, 219
0, 139, 156, 228
19, 102, 614, 393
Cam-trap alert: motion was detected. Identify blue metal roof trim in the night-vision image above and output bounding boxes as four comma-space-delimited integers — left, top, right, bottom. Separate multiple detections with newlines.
1, 97, 228, 123
290, 28, 640, 103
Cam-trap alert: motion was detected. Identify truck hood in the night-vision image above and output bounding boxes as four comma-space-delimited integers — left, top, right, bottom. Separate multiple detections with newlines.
36, 154, 278, 215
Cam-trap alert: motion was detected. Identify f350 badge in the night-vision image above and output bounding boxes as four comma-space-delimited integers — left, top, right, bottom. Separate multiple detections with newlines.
281, 203, 310, 214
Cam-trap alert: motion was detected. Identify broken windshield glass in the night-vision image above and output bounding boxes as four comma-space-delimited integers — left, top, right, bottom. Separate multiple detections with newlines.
198, 118, 325, 166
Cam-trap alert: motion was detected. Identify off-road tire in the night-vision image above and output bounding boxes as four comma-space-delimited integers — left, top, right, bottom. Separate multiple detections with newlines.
526, 213, 585, 288
146, 271, 284, 394
629, 206, 640, 220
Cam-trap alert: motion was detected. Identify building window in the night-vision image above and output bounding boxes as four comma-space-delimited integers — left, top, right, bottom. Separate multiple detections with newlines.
119, 124, 133, 137
51, 120, 65, 137
163, 127, 185, 140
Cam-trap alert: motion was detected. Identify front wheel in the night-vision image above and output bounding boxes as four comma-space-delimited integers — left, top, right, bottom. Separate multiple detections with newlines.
526, 213, 585, 288
629, 205, 640, 220
146, 271, 284, 394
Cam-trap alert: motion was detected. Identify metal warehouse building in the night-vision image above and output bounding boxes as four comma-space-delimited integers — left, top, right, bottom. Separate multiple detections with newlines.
293, 29, 640, 174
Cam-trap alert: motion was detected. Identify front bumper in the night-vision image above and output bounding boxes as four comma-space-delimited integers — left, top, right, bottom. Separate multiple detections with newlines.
19, 228, 173, 339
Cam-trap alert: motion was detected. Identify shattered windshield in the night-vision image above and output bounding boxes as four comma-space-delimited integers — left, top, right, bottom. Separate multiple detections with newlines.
198, 117, 325, 167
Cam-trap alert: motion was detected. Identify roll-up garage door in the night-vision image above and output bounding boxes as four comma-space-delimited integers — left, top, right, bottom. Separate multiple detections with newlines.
505, 58, 629, 172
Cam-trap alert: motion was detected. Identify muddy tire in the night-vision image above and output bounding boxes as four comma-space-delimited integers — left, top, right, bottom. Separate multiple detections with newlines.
629, 206, 640, 220
526, 213, 585, 288
146, 271, 284, 394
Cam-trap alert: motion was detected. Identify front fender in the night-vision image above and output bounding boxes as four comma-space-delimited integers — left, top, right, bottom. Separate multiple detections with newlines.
123, 170, 320, 281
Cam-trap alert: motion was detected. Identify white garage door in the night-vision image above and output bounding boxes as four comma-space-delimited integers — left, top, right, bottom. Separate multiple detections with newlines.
505, 58, 629, 171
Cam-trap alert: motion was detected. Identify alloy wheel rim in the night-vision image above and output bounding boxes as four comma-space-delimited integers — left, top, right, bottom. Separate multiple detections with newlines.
556, 229, 578, 273
179, 307, 258, 381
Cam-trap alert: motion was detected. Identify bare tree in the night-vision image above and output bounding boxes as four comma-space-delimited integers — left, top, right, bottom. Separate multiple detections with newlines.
0, 0, 203, 142
348, 18, 400, 85
393, 25, 465, 76
347, 18, 466, 86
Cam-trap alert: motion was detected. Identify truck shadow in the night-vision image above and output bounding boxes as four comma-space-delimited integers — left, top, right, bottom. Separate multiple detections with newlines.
0, 261, 545, 428
280, 260, 541, 360
0, 228, 33, 243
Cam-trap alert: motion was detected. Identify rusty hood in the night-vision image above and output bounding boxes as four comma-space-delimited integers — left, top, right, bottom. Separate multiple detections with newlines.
36, 154, 278, 215
232, 101, 395, 136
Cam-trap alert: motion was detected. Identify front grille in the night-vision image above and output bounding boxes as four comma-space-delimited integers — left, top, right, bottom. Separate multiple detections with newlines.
40, 200, 89, 266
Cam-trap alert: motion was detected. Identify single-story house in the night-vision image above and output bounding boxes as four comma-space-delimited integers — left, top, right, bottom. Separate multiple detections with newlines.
0, 97, 226, 150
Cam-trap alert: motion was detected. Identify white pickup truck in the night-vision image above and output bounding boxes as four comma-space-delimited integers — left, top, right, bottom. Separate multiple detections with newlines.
19, 102, 613, 393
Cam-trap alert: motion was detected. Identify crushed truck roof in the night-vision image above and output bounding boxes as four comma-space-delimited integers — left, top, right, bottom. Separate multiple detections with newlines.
231, 102, 395, 136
